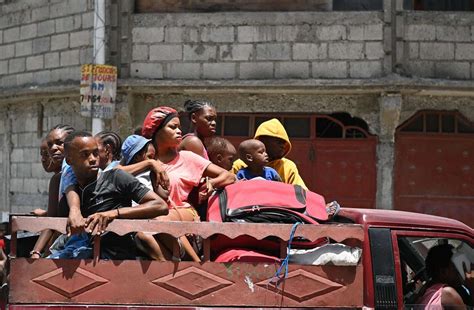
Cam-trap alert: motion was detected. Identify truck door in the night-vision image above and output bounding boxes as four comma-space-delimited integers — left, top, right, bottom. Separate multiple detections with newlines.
391, 231, 473, 309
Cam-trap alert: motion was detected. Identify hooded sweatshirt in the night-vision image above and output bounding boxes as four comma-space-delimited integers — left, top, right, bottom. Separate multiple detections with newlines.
232, 118, 307, 189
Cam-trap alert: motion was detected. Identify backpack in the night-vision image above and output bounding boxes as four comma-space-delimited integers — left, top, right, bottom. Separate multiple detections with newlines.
207, 179, 328, 223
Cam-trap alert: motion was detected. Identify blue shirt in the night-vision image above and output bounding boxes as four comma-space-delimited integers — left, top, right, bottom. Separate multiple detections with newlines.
236, 167, 281, 182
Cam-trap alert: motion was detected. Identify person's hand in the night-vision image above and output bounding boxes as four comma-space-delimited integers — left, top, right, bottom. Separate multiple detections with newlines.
31, 208, 47, 216
198, 183, 212, 204
67, 211, 85, 236
29, 250, 41, 259
85, 210, 116, 236
150, 160, 170, 190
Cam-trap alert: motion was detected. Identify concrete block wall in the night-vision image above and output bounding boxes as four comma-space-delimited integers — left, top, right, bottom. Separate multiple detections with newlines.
0, 0, 95, 88
131, 12, 385, 80
401, 12, 474, 80
0, 98, 88, 213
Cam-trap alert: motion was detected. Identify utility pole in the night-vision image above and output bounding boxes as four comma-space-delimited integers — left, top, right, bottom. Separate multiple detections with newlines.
92, 0, 105, 135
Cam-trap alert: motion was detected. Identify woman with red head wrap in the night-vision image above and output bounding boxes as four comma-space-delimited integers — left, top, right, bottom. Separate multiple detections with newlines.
138, 107, 235, 261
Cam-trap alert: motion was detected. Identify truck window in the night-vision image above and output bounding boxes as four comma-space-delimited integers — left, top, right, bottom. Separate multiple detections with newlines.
397, 236, 473, 308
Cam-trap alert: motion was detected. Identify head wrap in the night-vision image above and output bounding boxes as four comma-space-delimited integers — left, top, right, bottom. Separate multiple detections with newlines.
141, 107, 178, 139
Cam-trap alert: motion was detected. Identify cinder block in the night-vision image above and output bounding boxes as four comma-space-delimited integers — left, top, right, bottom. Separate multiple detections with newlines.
221, 44, 253, 61
68, 0, 88, 14
275, 26, 298, 42
203, 63, 236, 79
406, 24, 435, 41
51, 33, 69, 51
435, 62, 470, 80
16, 73, 33, 85
24, 178, 39, 194
17, 163, 32, 178
70, 30, 91, 48
275, 62, 309, 79
32, 163, 47, 178
33, 37, 50, 54
167, 63, 200, 79
8, 58, 25, 74
239, 62, 273, 79
365, 42, 384, 60
237, 26, 274, 43
256, 43, 290, 60
26, 55, 44, 71
15, 41, 33, 57
132, 45, 148, 61
419, 43, 454, 60
10, 178, 24, 192
31, 6, 50, 22
60, 50, 80, 66
74, 14, 82, 30
183, 44, 216, 61
405, 60, 435, 78
150, 45, 182, 61
38, 20, 55, 37
55, 17, 74, 33
185, 28, 199, 42
0, 30, 2, 44
293, 43, 327, 60
312, 61, 347, 78
455, 43, 474, 61
201, 26, 234, 43
82, 12, 94, 29
130, 62, 163, 79
364, 24, 383, 41
350, 61, 382, 78
11, 149, 24, 162
0, 44, 14, 59
50, 1, 69, 18
44, 52, 59, 68
132, 27, 164, 43
347, 26, 364, 41
0, 60, 7, 75
436, 26, 471, 42
316, 25, 346, 41
165, 27, 184, 43
329, 42, 364, 60
33, 70, 52, 84
4, 27, 20, 43
79, 47, 93, 63
408, 42, 419, 59
20, 24, 37, 40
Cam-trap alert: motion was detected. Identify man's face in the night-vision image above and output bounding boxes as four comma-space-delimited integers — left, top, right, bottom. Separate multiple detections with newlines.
66, 136, 100, 180
258, 136, 286, 161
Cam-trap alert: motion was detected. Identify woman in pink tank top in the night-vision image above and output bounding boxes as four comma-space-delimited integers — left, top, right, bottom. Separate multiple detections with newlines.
417, 244, 466, 309
179, 99, 217, 159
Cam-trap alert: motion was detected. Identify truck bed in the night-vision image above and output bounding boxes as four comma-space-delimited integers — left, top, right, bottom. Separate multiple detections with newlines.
9, 216, 364, 308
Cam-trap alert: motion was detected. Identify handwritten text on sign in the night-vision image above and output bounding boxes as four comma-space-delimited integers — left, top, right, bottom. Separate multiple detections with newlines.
80, 64, 117, 119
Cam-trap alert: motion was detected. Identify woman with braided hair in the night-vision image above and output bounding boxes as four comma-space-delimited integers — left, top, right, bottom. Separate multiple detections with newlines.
179, 99, 217, 159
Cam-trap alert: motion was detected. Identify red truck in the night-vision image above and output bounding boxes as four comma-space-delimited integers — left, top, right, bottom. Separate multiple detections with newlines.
6, 208, 473, 309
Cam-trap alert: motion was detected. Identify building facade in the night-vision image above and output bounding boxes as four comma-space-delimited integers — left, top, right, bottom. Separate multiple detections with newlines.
0, 0, 473, 225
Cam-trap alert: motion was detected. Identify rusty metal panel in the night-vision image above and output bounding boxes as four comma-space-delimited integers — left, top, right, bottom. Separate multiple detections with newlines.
395, 134, 474, 226
308, 139, 377, 209
10, 259, 363, 307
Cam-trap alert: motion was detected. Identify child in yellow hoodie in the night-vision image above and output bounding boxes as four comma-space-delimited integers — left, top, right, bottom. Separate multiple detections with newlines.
232, 118, 307, 189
